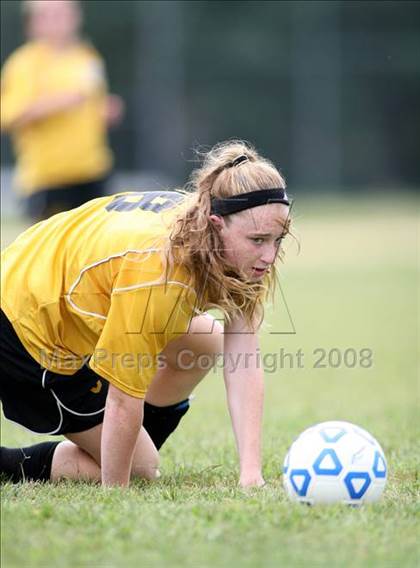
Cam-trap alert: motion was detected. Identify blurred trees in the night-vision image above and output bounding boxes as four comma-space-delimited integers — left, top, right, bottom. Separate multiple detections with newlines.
1, 0, 419, 189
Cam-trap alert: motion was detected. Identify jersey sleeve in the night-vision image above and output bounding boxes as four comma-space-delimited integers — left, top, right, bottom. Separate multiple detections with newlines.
89, 281, 196, 398
79, 46, 108, 97
0, 51, 36, 130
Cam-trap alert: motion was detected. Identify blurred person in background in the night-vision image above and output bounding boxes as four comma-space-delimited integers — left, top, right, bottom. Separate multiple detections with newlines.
0, 0, 124, 222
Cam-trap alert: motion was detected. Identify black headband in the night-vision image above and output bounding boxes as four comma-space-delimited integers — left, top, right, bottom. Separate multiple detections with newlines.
210, 188, 290, 217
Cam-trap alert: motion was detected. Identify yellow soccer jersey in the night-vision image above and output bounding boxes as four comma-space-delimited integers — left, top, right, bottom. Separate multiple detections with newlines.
1, 192, 201, 398
0, 40, 112, 195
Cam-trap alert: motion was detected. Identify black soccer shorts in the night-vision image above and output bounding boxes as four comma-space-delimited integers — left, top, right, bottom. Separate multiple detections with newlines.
25, 177, 107, 222
0, 310, 108, 435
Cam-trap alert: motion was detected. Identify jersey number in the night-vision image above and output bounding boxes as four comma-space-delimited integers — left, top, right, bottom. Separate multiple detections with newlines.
105, 191, 183, 213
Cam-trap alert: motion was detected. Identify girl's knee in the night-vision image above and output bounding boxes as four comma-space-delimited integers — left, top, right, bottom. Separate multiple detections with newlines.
51, 441, 101, 482
131, 454, 160, 481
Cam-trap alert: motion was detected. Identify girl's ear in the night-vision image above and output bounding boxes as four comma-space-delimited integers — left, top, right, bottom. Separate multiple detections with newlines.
209, 214, 225, 232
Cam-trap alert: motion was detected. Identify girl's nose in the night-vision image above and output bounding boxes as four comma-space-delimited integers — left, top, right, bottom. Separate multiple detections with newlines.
260, 243, 278, 265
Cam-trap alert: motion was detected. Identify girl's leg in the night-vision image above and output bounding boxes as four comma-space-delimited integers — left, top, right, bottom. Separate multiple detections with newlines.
1, 439, 100, 483
50, 440, 101, 482
145, 313, 224, 406
2, 314, 223, 483
65, 422, 160, 481
138, 314, 223, 450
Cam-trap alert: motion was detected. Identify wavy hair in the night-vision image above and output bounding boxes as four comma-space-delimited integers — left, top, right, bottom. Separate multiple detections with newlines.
162, 140, 291, 327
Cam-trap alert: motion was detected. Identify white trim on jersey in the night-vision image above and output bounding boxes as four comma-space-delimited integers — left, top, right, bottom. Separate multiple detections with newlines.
65, 248, 167, 319
113, 280, 194, 294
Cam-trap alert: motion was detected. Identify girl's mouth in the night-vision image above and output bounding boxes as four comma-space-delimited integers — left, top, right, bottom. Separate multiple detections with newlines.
252, 267, 267, 276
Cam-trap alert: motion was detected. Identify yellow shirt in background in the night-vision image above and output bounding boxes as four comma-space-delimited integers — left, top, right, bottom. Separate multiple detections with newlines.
0, 40, 112, 195
1, 192, 200, 398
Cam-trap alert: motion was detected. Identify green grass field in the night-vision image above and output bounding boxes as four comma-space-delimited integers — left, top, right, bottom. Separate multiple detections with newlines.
1, 195, 419, 568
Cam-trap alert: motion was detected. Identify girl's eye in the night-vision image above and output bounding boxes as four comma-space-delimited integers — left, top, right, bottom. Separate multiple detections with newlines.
252, 238, 264, 244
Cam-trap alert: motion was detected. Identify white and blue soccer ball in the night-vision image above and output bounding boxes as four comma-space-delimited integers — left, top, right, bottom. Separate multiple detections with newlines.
283, 421, 387, 505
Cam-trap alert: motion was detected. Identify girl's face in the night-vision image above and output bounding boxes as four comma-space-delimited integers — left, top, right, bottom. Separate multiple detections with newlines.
28, 1, 81, 45
210, 203, 290, 281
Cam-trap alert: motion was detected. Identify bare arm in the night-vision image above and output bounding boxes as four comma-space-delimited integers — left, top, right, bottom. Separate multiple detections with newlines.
5, 91, 88, 130
224, 315, 265, 488
101, 383, 143, 487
